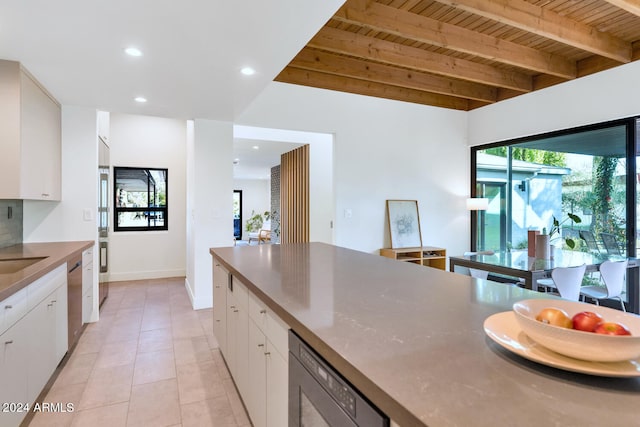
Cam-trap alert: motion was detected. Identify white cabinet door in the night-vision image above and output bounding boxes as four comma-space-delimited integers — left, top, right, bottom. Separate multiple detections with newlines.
266, 344, 288, 427
19, 69, 61, 200
25, 291, 56, 403
82, 251, 94, 324
226, 278, 249, 398
0, 316, 29, 427
248, 320, 267, 427
213, 261, 228, 354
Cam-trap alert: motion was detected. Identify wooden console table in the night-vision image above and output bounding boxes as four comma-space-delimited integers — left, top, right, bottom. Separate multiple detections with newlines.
380, 246, 447, 270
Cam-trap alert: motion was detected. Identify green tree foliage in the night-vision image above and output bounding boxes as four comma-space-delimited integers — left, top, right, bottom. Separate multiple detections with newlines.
484, 147, 566, 167
593, 157, 622, 235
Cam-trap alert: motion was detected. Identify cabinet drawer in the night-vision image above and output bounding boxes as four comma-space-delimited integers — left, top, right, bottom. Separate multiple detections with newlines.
27, 264, 67, 311
248, 292, 267, 329
0, 287, 27, 335
82, 248, 94, 266
266, 310, 289, 361
230, 276, 248, 310
249, 292, 289, 359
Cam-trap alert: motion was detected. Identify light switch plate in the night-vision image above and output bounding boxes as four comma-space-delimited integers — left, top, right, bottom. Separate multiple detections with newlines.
83, 209, 93, 221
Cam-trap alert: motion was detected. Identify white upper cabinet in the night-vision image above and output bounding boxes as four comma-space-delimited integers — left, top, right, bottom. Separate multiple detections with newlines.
0, 60, 61, 201
97, 110, 110, 145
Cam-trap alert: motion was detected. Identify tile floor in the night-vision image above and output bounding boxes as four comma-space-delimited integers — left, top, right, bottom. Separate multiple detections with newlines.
28, 277, 250, 427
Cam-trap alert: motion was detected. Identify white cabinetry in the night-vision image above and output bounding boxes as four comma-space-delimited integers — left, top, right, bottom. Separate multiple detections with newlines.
82, 248, 94, 323
211, 256, 290, 427
97, 110, 110, 144
212, 261, 228, 354
247, 292, 289, 427
0, 292, 28, 427
0, 264, 67, 427
0, 59, 61, 200
226, 277, 249, 399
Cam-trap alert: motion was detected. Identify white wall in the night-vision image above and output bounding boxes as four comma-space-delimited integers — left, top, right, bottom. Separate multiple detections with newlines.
468, 60, 640, 146
186, 119, 233, 309
233, 178, 269, 240
23, 105, 99, 321
109, 113, 187, 281
238, 82, 470, 256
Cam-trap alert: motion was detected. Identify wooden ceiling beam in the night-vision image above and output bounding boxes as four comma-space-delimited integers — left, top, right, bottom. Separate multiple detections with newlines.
334, 2, 577, 79
275, 67, 470, 110
433, 0, 631, 63
601, 0, 640, 17
308, 26, 533, 92
289, 48, 498, 102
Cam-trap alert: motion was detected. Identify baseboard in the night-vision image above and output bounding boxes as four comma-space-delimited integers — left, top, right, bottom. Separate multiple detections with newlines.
106, 269, 186, 282
184, 277, 212, 310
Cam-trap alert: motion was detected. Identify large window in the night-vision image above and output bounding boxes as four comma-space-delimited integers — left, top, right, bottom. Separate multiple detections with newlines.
472, 118, 638, 311
114, 167, 168, 232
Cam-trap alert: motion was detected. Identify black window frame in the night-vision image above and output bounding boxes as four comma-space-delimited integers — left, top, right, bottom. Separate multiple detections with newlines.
113, 166, 168, 232
470, 117, 638, 313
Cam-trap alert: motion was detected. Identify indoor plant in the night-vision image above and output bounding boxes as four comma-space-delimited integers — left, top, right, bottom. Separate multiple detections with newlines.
245, 210, 270, 233
544, 213, 582, 249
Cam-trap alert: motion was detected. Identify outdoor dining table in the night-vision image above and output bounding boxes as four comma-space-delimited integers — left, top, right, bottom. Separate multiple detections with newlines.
449, 249, 640, 313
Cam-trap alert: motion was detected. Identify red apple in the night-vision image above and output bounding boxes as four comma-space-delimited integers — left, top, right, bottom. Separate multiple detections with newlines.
572, 311, 604, 332
536, 308, 573, 328
594, 322, 632, 336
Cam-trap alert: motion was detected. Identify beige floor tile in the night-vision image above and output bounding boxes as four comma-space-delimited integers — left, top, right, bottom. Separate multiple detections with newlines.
29, 382, 85, 427
222, 378, 251, 427
211, 349, 231, 380
74, 329, 107, 355
78, 363, 134, 410
71, 402, 129, 427
40, 277, 251, 427
176, 360, 226, 405
94, 339, 138, 369
133, 349, 176, 385
180, 395, 237, 427
138, 327, 173, 353
173, 336, 213, 366
52, 352, 98, 389
127, 378, 181, 427
141, 313, 173, 332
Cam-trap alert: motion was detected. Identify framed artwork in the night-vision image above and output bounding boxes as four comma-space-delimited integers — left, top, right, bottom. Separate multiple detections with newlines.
386, 200, 423, 248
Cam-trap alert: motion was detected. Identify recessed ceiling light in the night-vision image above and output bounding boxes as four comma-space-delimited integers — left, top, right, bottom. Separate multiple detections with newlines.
252, 145, 259, 150
241, 67, 256, 76
134, 96, 147, 103
125, 47, 143, 57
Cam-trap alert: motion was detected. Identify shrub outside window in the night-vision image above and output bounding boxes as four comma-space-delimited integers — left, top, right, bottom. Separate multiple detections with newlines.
114, 167, 168, 231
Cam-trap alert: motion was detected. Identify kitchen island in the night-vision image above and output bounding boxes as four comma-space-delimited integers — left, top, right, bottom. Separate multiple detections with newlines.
210, 242, 640, 427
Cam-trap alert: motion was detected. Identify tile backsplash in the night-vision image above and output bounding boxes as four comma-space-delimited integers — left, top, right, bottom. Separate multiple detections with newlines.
0, 200, 23, 248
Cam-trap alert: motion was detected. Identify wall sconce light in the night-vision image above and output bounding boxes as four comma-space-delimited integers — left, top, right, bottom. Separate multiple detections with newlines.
466, 197, 489, 211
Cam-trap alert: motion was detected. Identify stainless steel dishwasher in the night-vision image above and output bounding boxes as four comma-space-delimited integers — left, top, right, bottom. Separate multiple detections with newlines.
67, 256, 83, 348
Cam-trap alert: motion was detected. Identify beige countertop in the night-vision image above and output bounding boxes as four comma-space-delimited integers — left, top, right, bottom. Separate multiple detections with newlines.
211, 242, 640, 427
0, 241, 95, 301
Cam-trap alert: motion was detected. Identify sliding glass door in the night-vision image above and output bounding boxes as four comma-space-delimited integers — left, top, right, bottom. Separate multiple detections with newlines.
472, 118, 637, 312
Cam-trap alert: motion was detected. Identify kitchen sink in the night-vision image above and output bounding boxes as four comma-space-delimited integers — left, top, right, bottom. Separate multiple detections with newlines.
0, 257, 47, 274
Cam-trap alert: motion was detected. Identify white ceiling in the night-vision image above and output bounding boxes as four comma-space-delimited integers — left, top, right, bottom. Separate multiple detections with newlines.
0, 0, 344, 121
233, 139, 303, 180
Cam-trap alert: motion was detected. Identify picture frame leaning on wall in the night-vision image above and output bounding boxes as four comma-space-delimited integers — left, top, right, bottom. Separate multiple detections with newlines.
386, 200, 423, 249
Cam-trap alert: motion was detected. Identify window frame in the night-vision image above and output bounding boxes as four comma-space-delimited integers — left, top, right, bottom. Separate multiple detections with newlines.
470, 117, 638, 313
113, 166, 168, 232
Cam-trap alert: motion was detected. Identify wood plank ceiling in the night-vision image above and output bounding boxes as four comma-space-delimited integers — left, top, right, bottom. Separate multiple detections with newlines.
275, 0, 640, 111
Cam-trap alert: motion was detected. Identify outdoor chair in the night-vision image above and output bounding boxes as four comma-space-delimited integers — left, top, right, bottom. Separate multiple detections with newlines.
579, 230, 601, 252
580, 260, 627, 312
600, 233, 623, 256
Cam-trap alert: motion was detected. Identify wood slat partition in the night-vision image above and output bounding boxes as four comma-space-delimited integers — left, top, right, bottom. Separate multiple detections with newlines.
280, 145, 309, 243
